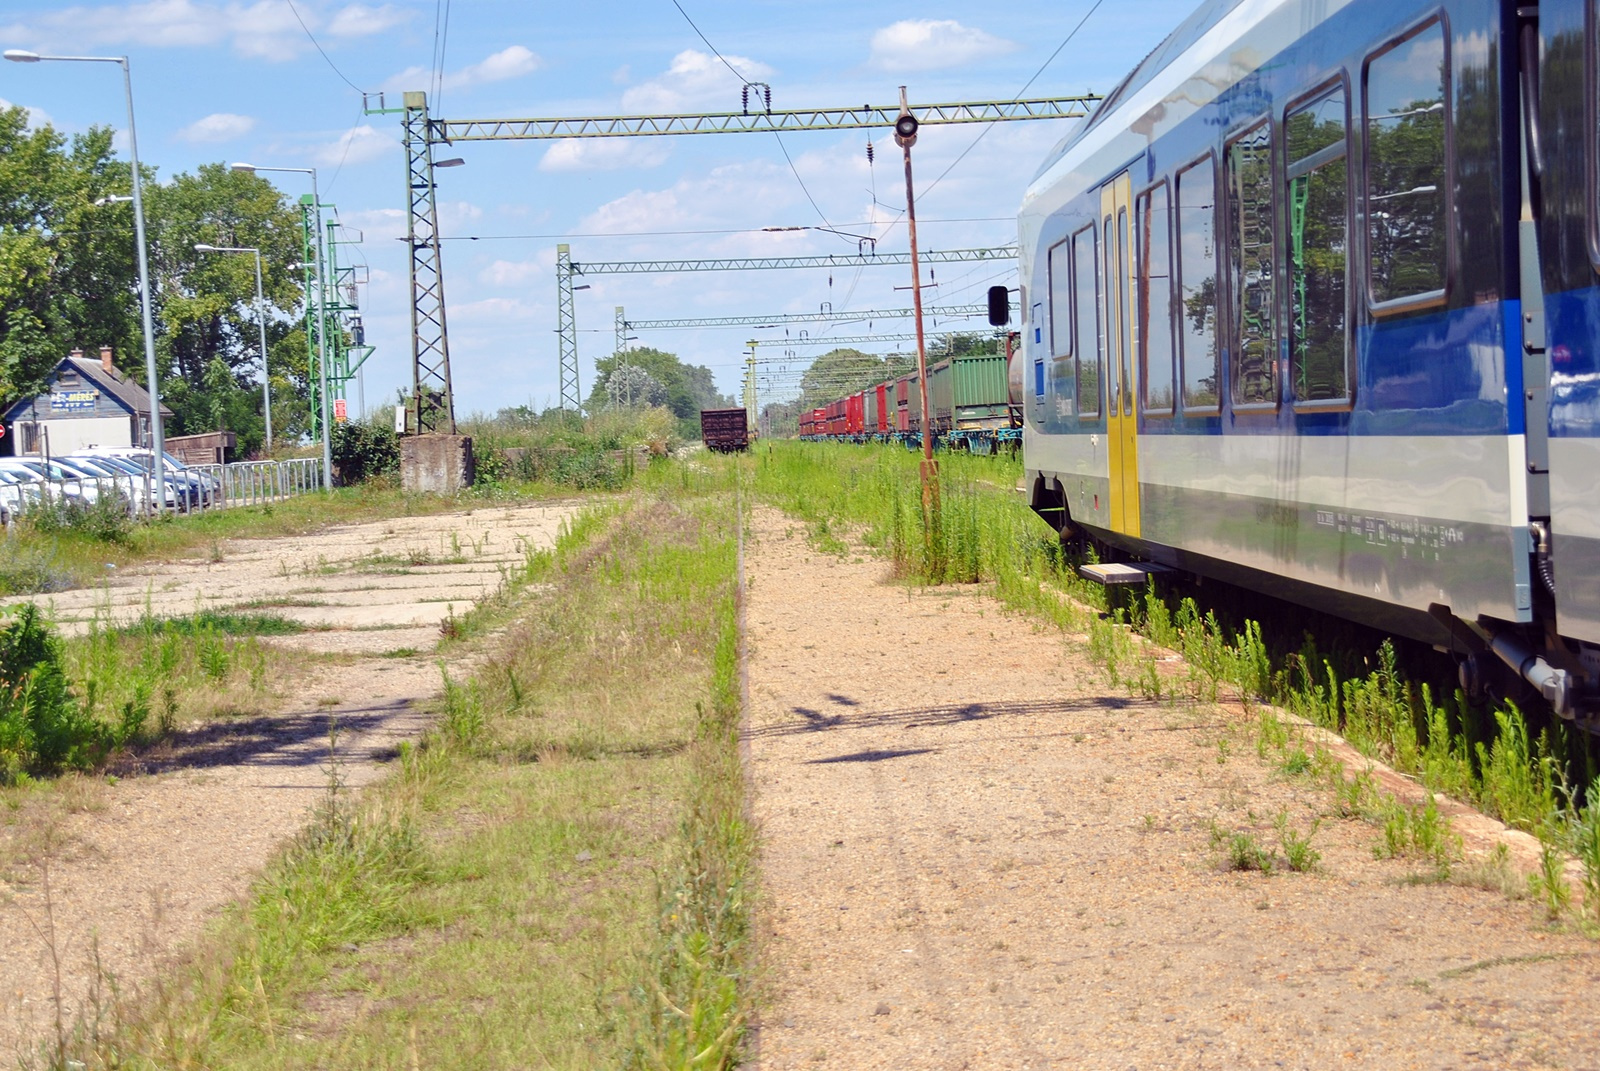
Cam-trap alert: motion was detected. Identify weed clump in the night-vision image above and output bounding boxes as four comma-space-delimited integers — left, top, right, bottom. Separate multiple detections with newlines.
0, 605, 114, 782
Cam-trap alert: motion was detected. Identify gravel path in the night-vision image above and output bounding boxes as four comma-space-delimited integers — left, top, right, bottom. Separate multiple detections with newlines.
0, 501, 578, 1059
744, 507, 1600, 1070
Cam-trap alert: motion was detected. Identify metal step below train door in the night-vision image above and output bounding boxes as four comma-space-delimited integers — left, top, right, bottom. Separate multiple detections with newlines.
1100, 172, 1141, 536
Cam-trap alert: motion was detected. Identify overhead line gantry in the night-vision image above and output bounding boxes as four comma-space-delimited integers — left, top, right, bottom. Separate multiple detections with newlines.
364, 89, 1099, 426
613, 300, 1016, 352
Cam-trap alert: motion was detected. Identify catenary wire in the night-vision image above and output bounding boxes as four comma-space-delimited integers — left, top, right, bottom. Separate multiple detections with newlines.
284, 0, 366, 93
871, 0, 1106, 245
665, 0, 841, 235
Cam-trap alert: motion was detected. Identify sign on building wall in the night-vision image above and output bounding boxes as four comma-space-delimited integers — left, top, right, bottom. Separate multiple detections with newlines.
50, 389, 98, 412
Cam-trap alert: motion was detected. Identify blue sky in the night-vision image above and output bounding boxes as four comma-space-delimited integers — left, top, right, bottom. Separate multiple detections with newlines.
0, 0, 1199, 417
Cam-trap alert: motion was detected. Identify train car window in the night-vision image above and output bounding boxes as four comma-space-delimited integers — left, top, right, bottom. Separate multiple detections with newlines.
1364, 20, 1449, 307
1072, 225, 1101, 417
1227, 121, 1278, 407
1286, 86, 1351, 404
1117, 208, 1132, 415
1047, 239, 1072, 358
1137, 182, 1176, 414
1176, 156, 1220, 411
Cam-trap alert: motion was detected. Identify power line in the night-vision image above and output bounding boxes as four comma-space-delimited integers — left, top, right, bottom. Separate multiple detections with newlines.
429, 0, 446, 102
666, 0, 841, 236
922, 0, 1106, 198
668, 0, 748, 85
284, 0, 365, 93
872, 0, 1107, 245
435, 0, 454, 114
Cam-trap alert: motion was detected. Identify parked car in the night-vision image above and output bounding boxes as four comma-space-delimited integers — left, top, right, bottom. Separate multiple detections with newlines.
96, 449, 213, 509
69, 451, 189, 510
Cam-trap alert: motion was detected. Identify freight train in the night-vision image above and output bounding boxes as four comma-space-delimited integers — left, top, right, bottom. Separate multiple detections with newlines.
1005, 0, 1600, 722
796, 349, 1023, 453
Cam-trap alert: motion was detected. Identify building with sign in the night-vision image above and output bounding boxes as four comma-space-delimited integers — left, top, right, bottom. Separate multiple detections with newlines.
0, 347, 172, 457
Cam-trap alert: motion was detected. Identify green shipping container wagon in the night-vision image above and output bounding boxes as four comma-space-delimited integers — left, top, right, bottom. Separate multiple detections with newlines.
950, 354, 1012, 430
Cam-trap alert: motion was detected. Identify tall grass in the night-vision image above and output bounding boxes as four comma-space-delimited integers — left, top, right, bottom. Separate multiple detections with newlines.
82, 479, 750, 1068
0, 604, 279, 786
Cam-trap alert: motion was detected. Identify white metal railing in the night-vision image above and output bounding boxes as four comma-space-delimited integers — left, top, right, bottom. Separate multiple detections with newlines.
0, 457, 325, 526
184, 458, 324, 510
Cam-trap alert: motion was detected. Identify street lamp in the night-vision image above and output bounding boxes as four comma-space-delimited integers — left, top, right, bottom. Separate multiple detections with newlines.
194, 244, 273, 449
7, 48, 167, 508
230, 162, 332, 490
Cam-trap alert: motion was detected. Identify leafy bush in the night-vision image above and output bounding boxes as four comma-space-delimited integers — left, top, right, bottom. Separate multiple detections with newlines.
24, 490, 133, 544
331, 419, 400, 485
0, 604, 110, 782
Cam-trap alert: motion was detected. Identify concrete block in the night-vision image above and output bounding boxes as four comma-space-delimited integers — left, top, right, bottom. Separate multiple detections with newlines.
401, 434, 474, 494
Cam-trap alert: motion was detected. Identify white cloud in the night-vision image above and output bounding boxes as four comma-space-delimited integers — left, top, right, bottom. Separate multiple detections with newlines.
538, 139, 669, 173
579, 188, 690, 236
312, 124, 397, 166
0, 97, 53, 130
868, 19, 1017, 72
479, 260, 542, 287
454, 296, 538, 321
620, 50, 774, 113
384, 45, 541, 93
176, 112, 256, 143
20, 0, 309, 62
327, 3, 409, 37
342, 207, 406, 242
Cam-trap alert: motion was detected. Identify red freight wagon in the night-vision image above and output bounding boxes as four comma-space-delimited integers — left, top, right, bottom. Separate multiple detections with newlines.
828, 399, 847, 436
896, 374, 916, 432
874, 382, 890, 434
846, 392, 865, 435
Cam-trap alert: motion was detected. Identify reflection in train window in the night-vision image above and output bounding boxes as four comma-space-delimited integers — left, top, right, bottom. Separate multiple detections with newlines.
1072, 226, 1101, 417
1365, 20, 1448, 305
1286, 86, 1350, 403
1228, 121, 1277, 407
1137, 182, 1176, 413
1176, 156, 1219, 411
1047, 239, 1071, 358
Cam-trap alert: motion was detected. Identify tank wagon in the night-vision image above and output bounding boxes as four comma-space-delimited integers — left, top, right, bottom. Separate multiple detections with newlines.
1012, 0, 1600, 721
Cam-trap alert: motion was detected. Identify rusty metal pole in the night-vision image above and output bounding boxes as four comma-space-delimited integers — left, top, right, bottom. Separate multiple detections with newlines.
895, 87, 940, 554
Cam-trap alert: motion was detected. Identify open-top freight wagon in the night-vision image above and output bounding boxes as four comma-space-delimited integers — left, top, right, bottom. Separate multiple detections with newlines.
699, 408, 750, 453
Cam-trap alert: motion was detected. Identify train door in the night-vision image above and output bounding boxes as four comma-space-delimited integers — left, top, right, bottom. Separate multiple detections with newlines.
1100, 173, 1141, 536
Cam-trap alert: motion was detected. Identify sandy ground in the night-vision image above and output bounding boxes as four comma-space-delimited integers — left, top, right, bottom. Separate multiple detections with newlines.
743, 506, 1600, 1071
0, 501, 577, 1059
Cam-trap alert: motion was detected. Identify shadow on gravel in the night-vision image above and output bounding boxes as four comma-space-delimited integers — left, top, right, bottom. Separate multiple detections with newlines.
805, 747, 939, 765
752, 696, 1167, 739
110, 700, 416, 777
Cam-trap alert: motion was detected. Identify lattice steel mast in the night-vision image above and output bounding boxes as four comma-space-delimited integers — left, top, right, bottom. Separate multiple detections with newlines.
373, 90, 457, 434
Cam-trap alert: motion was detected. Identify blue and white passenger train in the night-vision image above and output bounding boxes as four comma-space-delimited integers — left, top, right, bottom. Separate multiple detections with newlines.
1015, 0, 1600, 718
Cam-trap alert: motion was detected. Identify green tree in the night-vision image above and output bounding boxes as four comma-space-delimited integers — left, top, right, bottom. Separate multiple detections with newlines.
798, 348, 913, 409
0, 111, 310, 455
587, 347, 733, 434
0, 109, 140, 401
146, 163, 304, 453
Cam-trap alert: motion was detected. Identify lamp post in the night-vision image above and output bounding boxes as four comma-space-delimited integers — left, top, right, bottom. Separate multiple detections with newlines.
6, 49, 167, 509
230, 162, 332, 490
194, 244, 272, 450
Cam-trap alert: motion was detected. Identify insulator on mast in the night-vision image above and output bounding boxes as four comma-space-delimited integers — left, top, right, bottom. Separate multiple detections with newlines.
865, 139, 874, 164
